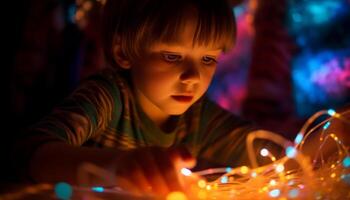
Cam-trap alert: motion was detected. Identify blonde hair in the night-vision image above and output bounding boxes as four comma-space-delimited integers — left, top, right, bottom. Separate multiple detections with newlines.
102, 0, 236, 69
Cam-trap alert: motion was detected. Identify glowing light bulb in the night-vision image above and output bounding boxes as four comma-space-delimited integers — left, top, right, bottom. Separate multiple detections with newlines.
288, 189, 299, 198
240, 166, 249, 174
341, 174, 350, 185
225, 167, 232, 173
286, 146, 297, 158
166, 191, 187, 200
206, 185, 211, 190
55, 182, 72, 200
260, 148, 269, 157
330, 173, 336, 178
294, 133, 303, 144
327, 109, 336, 116
276, 164, 285, 173
251, 172, 257, 178
323, 122, 331, 130
343, 156, 350, 168
198, 180, 206, 188
221, 176, 228, 184
91, 186, 104, 192
261, 186, 268, 192
181, 168, 192, 176
269, 180, 277, 186
269, 189, 280, 198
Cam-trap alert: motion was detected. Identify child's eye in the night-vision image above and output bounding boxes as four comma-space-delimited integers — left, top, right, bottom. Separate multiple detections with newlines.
162, 53, 182, 62
202, 56, 217, 65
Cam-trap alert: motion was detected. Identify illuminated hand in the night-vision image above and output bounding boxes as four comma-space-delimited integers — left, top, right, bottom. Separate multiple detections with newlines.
113, 146, 196, 196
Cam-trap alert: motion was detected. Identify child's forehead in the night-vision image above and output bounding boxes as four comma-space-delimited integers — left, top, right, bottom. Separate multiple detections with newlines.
148, 17, 223, 52
149, 42, 223, 53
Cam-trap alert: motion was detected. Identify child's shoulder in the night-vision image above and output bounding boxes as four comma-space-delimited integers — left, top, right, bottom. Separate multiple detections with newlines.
84, 67, 129, 89
90, 67, 120, 81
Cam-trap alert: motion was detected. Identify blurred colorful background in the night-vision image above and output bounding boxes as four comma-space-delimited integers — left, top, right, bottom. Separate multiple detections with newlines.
3, 0, 350, 183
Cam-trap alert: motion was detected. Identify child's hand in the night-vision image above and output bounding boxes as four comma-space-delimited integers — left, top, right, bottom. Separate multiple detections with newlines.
112, 146, 196, 196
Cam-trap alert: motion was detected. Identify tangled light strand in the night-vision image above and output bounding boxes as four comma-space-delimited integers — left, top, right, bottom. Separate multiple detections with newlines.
1, 109, 349, 200
186, 109, 350, 199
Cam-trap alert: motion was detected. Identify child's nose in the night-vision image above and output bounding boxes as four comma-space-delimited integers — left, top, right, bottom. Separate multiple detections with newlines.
179, 63, 200, 84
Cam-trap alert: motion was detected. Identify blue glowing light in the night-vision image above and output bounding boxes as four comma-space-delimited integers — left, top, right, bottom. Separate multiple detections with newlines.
269, 189, 281, 198
55, 182, 73, 200
181, 168, 192, 176
67, 4, 77, 24
288, 0, 346, 33
343, 156, 350, 168
294, 133, 303, 144
292, 12, 302, 23
341, 174, 350, 185
306, 3, 338, 24
233, 4, 246, 18
286, 146, 297, 158
91, 186, 104, 193
292, 50, 350, 117
225, 167, 232, 173
221, 176, 228, 184
327, 109, 336, 116
288, 188, 299, 198
323, 122, 331, 130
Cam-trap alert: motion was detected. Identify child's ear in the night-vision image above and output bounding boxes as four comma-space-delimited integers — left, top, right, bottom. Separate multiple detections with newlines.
113, 39, 131, 69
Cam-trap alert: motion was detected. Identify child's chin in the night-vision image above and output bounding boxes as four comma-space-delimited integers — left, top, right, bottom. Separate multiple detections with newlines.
167, 107, 190, 115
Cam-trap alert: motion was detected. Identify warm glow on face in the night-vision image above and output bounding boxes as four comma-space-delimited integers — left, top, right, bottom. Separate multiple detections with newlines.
129, 17, 222, 125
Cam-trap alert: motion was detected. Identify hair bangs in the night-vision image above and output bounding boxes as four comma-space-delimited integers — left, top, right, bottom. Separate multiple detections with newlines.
103, 0, 236, 67
138, 2, 192, 52
194, 1, 236, 52
134, 0, 236, 56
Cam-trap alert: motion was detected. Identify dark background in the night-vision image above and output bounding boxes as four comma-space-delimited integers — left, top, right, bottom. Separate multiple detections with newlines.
3, 0, 349, 184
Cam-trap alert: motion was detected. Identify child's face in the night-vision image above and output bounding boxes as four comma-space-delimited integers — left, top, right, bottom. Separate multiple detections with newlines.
129, 20, 222, 121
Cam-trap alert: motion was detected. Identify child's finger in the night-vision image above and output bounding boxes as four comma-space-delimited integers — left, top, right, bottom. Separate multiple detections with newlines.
114, 175, 141, 195
152, 149, 182, 192
127, 160, 153, 194
169, 146, 196, 169
138, 150, 169, 195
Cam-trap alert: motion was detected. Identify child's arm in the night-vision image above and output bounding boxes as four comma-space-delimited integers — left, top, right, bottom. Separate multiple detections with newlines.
28, 140, 195, 195
12, 71, 194, 195
28, 140, 120, 184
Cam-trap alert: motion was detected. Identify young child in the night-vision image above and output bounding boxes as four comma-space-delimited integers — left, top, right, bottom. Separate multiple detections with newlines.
13, 0, 258, 196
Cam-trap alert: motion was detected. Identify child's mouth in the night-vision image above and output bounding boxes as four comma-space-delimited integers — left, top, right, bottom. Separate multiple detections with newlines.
171, 95, 193, 103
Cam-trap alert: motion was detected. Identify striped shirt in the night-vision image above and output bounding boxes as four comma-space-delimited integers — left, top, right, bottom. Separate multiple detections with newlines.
22, 67, 256, 168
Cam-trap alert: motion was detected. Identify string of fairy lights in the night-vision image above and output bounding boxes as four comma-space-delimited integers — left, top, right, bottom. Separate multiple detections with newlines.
177, 108, 350, 200
2, 108, 349, 200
